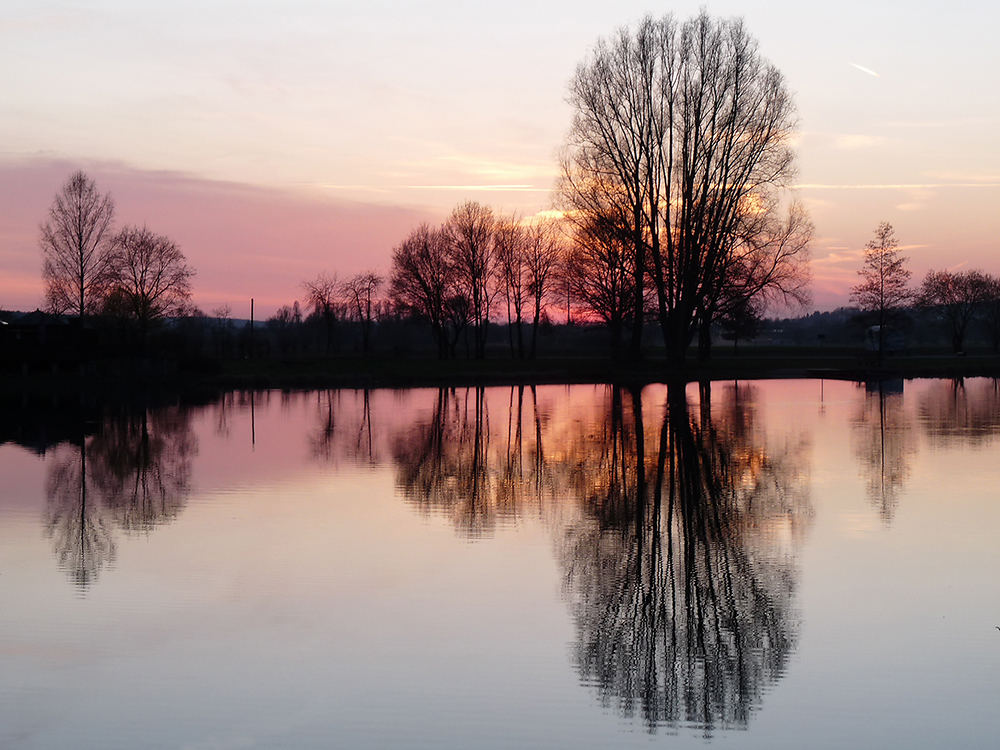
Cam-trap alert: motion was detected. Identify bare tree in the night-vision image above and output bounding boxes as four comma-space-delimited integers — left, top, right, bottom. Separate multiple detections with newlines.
918, 269, 993, 353
342, 271, 384, 355
211, 304, 233, 357
302, 272, 340, 354
559, 12, 803, 364
39, 171, 116, 316
523, 219, 564, 358
564, 215, 641, 356
104, 225, 195, 345
700, 200, 813, 357
494, 214, 528, 358
445, 201, 495, 359
982, 275, 1000, 352
850, 222, 913, 358
389, 223, 466, 358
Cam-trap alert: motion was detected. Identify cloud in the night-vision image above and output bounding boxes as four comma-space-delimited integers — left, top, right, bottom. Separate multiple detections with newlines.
848, 62, 880, 78
812, 248, 866, 266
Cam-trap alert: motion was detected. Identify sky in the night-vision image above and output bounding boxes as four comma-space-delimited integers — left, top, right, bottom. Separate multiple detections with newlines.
1, 0, 998, 317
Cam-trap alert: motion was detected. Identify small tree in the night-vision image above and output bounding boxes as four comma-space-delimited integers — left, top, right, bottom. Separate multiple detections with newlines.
494, 214, 528, 358
719, 297, 763, 354
302, 272, 340, 355
523, 219, 564, 359
850, 222, 913, 359
104, 225, 194, 347
342, 271, 383, 355
40, 171, 116, 316
211, 304, 234, 358
982, 275, 1000, 352
445, 201, 495, 359
918, 269, 993, 353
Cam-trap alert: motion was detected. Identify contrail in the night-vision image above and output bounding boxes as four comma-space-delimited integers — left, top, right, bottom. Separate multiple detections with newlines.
849, 62, 880, 77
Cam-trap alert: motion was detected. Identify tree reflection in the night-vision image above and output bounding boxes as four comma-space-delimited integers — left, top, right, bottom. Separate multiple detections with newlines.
919, 378, 1000, 446
558, 384, 809, 733
852, 380, 916, 523
44, 404, 197, 587
392, 387, 508, 536
44, 440, 115, 588
88, 407, 196, 532
310, 390, 381, 465
389, 382, 809, 732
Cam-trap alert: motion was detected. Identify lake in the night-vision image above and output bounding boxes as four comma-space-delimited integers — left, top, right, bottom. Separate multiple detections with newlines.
1, 379, 998, 749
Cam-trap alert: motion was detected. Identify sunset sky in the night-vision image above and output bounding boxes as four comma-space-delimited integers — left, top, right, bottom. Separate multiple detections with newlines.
2, 0, 998, 317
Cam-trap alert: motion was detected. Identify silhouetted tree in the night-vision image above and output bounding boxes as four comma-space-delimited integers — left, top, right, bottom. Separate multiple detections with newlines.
981, 275, 1000, 352
699, 200, 812, 358
389, 224, 466, 358
850, 223, 912, 360
303, 272, 340, 355
211, 304, 234, 357
559, 12, 803, 364
103, 225, 195, 346
40, 171, 116, 317
494, 214, 529, 358
445, 201, 496, 359
564, 216, 640, 356
523, 220, 564, 358
341, 271, 383, 355
918, 269, 992, 353
719, 296, 763, 353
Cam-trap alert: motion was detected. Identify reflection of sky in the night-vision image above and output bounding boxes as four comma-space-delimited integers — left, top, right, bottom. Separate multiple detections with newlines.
1, 380, 1000, 747
1, 1, 998, 314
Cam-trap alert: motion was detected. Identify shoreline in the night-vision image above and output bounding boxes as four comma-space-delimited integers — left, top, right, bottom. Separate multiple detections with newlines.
3, 350, 999, 397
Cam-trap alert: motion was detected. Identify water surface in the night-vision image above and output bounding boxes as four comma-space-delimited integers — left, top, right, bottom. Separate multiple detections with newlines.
1, 379, 998, 749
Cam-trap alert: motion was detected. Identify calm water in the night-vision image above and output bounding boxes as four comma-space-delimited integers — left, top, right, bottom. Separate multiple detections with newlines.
1, 379, 998, 749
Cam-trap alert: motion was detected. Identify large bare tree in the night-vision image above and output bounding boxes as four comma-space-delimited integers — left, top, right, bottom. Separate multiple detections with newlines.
559, 12, 805, 364
39, 171, 116, 316
104, 225, 194, 344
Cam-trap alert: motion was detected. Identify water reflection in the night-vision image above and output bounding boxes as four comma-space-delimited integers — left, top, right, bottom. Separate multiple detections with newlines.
559, 384, 810, 733
852, 381, 916, 523
388, 382, 811, 732
311, 390, 381, 465
394, 388, 509, 536
44, 440, 116, 588
41, 405, 198, 587
919, 378, 1000, 446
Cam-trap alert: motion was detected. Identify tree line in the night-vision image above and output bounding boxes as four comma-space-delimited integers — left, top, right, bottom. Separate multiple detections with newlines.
850, 221, 1000, 356
28, 11, 1000, 365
